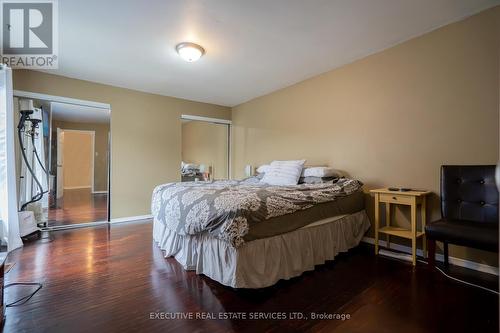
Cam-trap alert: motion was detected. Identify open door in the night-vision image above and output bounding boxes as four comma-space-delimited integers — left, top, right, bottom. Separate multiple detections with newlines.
56, 128, 64, 199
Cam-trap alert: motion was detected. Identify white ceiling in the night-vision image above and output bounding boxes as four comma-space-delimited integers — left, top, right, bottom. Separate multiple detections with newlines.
46, 0, 499, 106
51, 102, 110, 123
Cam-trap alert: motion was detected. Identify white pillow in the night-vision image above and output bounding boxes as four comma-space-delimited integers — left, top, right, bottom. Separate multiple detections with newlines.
301, 167, 338, 178
261, 160, 306, 185
256, 164, 271, 174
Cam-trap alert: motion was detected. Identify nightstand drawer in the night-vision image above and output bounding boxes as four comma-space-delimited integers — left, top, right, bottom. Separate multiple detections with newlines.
379, 193, 413, 205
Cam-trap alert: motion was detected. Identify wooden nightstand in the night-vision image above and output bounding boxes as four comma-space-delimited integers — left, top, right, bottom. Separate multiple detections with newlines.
370, 188, 431, 266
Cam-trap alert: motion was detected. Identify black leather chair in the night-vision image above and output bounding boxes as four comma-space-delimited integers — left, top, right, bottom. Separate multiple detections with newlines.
426, 165, 499, 268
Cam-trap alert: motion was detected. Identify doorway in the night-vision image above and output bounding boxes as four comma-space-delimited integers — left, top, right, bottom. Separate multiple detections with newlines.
58, 130, 95, 195
50, 129, 106, 226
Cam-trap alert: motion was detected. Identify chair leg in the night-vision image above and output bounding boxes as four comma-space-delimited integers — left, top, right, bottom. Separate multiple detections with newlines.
443, 242, 449, 267
427, 239, 436, 269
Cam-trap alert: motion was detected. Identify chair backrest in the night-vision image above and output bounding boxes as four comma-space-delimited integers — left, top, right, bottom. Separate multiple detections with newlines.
441, 165, 498, 223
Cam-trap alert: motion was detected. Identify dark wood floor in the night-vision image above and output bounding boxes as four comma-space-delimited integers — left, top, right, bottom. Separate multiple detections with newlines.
48, 188, 108, 227
4, 221, 498, 333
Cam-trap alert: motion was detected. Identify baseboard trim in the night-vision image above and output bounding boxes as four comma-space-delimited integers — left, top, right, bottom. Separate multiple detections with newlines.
64, 186, 91, 190
362, 237, 499, 276
110, 214, 153, 224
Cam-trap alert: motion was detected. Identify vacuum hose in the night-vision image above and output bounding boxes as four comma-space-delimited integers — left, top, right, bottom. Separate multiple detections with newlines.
30, 121, 48, 174
18, 114, 47, 211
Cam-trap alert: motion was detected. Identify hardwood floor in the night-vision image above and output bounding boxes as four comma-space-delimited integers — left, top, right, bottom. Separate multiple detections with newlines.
48, 188, 108, 227
4, 221, 498, 333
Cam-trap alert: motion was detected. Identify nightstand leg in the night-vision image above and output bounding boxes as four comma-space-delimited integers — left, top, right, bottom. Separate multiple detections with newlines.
385, 203, 391, 249
421, 197, 427, 258
374, 193, 379, 255
411, 199, 417, 266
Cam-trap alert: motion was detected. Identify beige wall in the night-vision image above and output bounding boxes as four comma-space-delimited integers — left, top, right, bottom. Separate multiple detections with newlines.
182, 121, 229, 179
62, 131, 93, 189
53, 120, 110, 192
13, 70, 231, 218
232, 7, 500, 266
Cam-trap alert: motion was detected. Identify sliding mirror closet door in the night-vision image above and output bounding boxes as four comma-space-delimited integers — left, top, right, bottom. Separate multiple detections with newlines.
49, 102, 110, 227
181, 118, 230, 182
14, 96, 110, 231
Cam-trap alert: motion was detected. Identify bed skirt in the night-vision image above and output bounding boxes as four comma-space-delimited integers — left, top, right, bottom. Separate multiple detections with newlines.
153, 210, 371, 288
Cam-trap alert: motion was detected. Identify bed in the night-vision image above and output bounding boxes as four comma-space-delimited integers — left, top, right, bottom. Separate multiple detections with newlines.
152, 177, 370, 288
181, 161, 207, 182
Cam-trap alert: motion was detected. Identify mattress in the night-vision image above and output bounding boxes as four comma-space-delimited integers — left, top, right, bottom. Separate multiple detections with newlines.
243, 190, 365, 241
152, 178, 363, 248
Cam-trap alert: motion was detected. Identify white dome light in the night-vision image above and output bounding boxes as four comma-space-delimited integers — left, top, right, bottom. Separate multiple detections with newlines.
176, 42, 205, 62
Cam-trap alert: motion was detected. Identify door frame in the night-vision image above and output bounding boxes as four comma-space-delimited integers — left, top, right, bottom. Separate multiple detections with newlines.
180, 114, 232, 179
13, 90, 112, 226
59, 129, 96, 193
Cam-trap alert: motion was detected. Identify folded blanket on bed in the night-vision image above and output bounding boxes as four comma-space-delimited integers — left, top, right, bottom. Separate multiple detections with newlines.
152, 178, 362, 248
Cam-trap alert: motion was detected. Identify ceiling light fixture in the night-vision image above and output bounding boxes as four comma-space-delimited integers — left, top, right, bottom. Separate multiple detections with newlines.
176, 42, 205, 62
